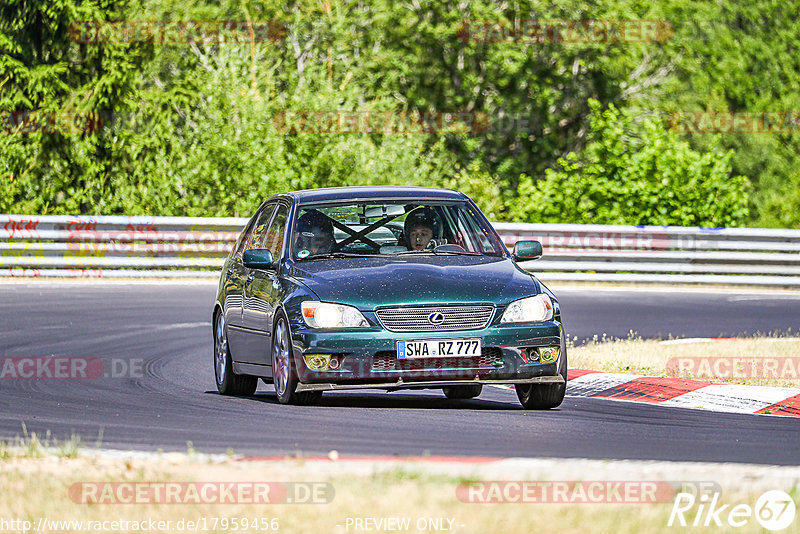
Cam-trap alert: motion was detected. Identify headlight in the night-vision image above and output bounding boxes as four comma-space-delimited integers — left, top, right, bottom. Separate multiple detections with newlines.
301, 301, 369, 328
500, 294, 554, 323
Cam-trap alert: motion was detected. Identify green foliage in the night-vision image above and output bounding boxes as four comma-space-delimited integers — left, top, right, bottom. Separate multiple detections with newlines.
628, 0, 800, 227
436, 160, 506, 221
0, 0, 140, 213
0, 0, 787, 227
508, 100, 750, 226
99, 41, 461, 216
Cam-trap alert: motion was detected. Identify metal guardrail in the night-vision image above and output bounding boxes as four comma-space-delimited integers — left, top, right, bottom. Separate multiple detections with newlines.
2, 215, 800, 286
494, 222, 800, 286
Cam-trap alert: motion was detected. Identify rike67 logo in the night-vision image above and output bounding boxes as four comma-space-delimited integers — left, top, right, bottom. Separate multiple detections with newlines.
669, 490, 796, 531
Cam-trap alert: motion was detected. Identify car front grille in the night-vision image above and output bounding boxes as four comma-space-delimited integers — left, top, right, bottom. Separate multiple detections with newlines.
375, 305, 494, 332
372, 348, 503, 371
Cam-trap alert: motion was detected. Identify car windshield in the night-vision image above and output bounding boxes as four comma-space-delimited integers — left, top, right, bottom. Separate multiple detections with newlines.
291, 201, 505, 260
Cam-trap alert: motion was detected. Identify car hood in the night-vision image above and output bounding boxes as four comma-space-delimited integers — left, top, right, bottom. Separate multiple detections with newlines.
287, 255, 541, 310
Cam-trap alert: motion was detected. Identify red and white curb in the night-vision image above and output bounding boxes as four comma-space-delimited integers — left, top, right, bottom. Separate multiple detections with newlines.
566, 369, 800, 417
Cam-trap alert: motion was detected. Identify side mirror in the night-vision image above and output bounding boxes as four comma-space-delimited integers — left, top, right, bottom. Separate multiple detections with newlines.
512, 240, 543, 261
243, 248, 275, 270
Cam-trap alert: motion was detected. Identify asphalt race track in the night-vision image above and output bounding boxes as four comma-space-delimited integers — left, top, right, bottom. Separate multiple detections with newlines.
1, 282, 799, 464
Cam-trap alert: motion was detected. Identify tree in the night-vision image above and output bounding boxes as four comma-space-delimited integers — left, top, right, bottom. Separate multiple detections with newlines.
507, 99, 749, 226
0, 0, 141, 214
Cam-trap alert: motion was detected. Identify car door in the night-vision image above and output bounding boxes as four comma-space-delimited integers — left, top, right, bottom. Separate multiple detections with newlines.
240, 202, 288, 367
222, 209, 259, 356
227, 202, 276, 364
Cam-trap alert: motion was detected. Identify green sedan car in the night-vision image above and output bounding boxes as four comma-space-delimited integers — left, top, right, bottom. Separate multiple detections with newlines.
212, 186, 567, 409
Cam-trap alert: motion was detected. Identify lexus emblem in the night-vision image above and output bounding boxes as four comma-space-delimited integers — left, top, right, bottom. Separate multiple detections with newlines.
428, 312, 445, 325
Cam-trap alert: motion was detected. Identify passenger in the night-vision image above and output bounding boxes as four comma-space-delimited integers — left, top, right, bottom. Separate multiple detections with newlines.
296, 209, 335, 257
403, 208, 439, 251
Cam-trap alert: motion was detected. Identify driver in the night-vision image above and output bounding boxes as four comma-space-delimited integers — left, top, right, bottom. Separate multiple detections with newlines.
295, 209, 335, 257
403, 208, 439, 251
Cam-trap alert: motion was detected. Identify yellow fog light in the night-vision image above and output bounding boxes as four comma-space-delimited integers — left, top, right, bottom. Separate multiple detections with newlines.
305, 354, 331, 371
538, 346, 560, 363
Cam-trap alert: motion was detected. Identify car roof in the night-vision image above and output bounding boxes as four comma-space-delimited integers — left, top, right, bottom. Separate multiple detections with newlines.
273, 186, 469, 205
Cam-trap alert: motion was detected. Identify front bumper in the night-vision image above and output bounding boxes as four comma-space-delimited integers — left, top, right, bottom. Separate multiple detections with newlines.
290, 317, 563, 388
295, 375, 564, 392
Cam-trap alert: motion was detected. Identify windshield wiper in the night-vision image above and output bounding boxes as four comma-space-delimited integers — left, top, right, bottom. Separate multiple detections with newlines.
299, 252, 375, 261
395, 249, 481, 256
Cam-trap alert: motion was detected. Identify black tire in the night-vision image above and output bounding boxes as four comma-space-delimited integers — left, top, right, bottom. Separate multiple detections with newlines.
442, 384, 483, 399
516, 330, 568, 410
214, 311, 257, 396
271, 313, 322, 405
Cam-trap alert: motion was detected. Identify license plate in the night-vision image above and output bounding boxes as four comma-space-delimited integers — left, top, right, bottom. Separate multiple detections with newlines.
397, 338, 481, 359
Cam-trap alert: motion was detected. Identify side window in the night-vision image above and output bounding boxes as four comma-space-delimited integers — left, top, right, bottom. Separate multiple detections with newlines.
233, 212, 260, 257
248, 203, 277, 251
263, 204, 288, 259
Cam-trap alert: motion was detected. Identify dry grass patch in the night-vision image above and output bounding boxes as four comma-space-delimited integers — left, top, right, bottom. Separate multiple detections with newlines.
2, 453, 798, 534
570, 335, 800, 387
